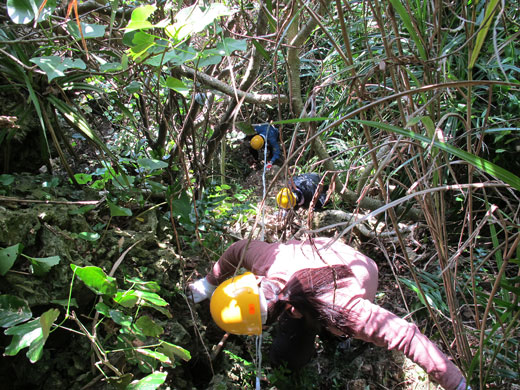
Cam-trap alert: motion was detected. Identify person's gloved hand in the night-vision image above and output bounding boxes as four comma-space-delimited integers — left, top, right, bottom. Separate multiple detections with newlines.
456, 378, 471, 390
187, 277, 216, 303
265, 162, 273, 170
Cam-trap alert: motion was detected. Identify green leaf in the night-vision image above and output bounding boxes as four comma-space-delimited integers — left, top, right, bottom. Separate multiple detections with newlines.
135, 349, 171, 364
108, 200, 133, 217
4, 318, 42, 358
170, 191, 192, 224
26, 255, 60, 276
71, 265, 118, 296
164, 77, 190, 96
135, 290, 168, 307
107, 373, 134, 390
135, 316, 164, 337
67, 21, 106, 39
4, 308, 58, 363
125, 277, 161, 293
158, 340, 191, 362
68, 205, 95, 215
196, 54, 223, 67
6, 0, 56, 24
351, 120, 520, 191
40, 308, 59, 339
126, 81, 142, 94
0, 174, 15, 186
109, 309, 133, 327
95, 302, 111, 316
0, 244, 23, 276
73, 173, 93, 185
251, 39, 269, 61
469, 0, 500, 69
167, 3, 234, 41
137, 158, 168, 172
0, 295, 32, 328
77, 232, 100, 241
387, 0, 427, 60
127, 372, 167, 390
215, 38, 247, 56
124, 5, 157, 32
30, 56, 87, 82
113, 290, 139, 308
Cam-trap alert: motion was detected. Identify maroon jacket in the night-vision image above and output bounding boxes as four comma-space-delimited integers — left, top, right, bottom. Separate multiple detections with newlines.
205, 238, 464, 390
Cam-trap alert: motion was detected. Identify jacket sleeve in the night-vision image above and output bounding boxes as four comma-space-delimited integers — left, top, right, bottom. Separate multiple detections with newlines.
205, 240, 272, 285
344, 297, 464, 390
266, 130, 281, 164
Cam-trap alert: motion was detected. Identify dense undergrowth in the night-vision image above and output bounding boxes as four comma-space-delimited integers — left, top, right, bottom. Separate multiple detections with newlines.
1, 0, 520, 389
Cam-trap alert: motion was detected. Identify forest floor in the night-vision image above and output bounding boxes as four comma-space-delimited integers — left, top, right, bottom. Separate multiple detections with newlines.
0, 158, 449, 390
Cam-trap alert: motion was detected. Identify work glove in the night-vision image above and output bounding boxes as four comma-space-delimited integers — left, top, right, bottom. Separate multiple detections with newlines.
455, 378, 471, 390
187, 277, 217, 303
265, 162, 273, 170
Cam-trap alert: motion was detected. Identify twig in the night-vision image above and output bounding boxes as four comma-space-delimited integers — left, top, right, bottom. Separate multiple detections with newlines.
0, 196, 104, 206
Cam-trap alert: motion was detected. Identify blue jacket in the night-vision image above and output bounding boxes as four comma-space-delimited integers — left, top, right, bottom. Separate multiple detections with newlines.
254, 124, 281, 165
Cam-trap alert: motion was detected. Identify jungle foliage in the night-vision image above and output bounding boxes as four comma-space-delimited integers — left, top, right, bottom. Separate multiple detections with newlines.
1, 0, 519, 389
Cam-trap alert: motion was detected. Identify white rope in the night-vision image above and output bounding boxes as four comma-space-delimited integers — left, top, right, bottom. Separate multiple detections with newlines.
259, 126, 269, 242
255, 126, 269, 389
255, 333, 263, 390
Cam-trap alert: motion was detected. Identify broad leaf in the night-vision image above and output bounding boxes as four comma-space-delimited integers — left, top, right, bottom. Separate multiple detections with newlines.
0, 295, 32, 328
4, 308, 59, 363
127, 372, 167, 390
135, 349, 171, 364
7, 0, 56, 24
164, 77, 190, 97
135, 316, 164, 337
0, 244, 22, 276
168, 3, 235, 41
26, 255, 60, 276
0, 174, 14, 186
71, 265, 118, 296
67, 22, 106, 39
135, 290, 168, 307
113, 290, 139, 308
158, 340, 191, 362
109, 309, 133, 327
108, 200, 133, 217
107, 373, 134, 389
124, 5, 157, 32
30, 56, 86, 82
137, 158, 168, 172
215, 38, 247, 56
125, 277, 161, 293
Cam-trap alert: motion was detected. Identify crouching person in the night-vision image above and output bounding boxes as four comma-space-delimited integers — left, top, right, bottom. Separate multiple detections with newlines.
188, 238, 470, 390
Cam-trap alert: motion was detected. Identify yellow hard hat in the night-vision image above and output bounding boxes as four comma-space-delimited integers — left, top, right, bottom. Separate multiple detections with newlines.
210, 272, 262, 335
250, 135, 265, 150
276, 188, 297, 209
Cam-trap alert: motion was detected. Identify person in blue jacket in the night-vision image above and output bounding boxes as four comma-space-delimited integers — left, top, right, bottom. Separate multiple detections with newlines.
248, 124, 282, 169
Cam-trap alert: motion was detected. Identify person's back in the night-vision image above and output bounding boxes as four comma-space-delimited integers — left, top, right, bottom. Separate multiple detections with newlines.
292, 173, 327, 209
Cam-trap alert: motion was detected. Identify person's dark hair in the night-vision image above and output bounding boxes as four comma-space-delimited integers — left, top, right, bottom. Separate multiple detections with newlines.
265, 265, 353, 333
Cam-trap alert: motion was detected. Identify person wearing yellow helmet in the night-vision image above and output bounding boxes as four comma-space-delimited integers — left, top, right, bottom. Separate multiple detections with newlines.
209, 272, 265, 336
277, 173, 328, 211
246, 124, 282, 169
188, 238, 470, 390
